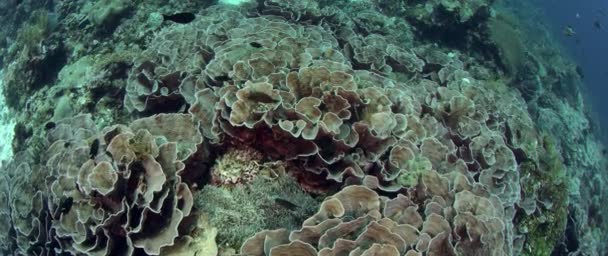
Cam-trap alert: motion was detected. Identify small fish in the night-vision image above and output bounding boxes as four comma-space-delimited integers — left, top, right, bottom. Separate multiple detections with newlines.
90, 138, 100, 159
44, 121, 56, 130
54, 197, 74, 219
274, 197, 299, 211
576, 13, 581, 19
213, 75, 230, 82
163, 12, 195, 24
60, 197, 73, 213
563, 26, 576, 37
576, 65, 584, 79
249, 42, 262, 48
594, 20, 602, 30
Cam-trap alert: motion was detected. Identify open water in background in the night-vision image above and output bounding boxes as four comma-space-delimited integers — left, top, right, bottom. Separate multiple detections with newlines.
537, 0, 608, 139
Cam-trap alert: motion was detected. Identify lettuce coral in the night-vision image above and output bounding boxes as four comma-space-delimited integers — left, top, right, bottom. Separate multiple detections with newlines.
44, 113, 200, 255
241, 181, 510, 255
0, 0, 581, 255
0, 151, 48, 255
0, 113, 205, 255
119, 4, 549, 255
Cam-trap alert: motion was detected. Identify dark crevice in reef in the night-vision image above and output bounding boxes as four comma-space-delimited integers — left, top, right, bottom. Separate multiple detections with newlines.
405, 6, 512, 79
407, 6, 491, 51
30, 41, 68, 91
138, 97, 187, 116
11, 122, 33, 154
551, 209, 580, 255
94, 6, 135, 38
3, 38, 68, 109
89, 61, 131, 103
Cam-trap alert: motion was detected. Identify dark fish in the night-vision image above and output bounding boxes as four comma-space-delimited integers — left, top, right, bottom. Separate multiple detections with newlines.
61, 197, 73, 213
44, 121, 56, 130
163, 12, 195, 24
249, 42, 262, 48
213, 75, 230, 82
90, 138, 100, 159
576, 65, 584, 79
274, 197, 299, 211
594, 20, 602, 30
54, 197, 74, 218
563, 26, 576, 37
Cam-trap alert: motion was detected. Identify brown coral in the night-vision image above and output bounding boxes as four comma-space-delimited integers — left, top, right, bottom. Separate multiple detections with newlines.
0, 151, 50, 255
44, 113, 201, 255
241, 181, 510, 256
118, 8, 545, 255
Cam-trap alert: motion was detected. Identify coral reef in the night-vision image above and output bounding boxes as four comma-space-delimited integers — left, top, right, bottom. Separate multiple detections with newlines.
487, 13, 526, 78
0, 0, 606, 255
210, 147, 266, 185
45, 113, 200, 254
0, 151, 48, 255
0, 113, 204, 255
517, 135, 568, 255
372, 0, 493, 24
196, 175, 319, 251
123, 4, 550, 255
159, 213, 218, 256
493, 2, 608, 254
242, 184, 508, 255
0, 0, 54, 65
82, 0, 132, 30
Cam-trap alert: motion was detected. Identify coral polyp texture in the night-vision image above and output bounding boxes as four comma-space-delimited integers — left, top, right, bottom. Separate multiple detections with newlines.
241, 184, 508, 255
0, 0, 606, 255
45, 113, 200, 255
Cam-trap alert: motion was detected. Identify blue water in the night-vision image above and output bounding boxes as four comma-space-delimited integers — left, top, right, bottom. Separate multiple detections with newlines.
539, 0, 608, 133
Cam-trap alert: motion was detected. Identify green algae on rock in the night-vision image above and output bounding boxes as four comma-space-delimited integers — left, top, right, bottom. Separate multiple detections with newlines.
196, 175, 319, 251
518, 136, 568, 256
